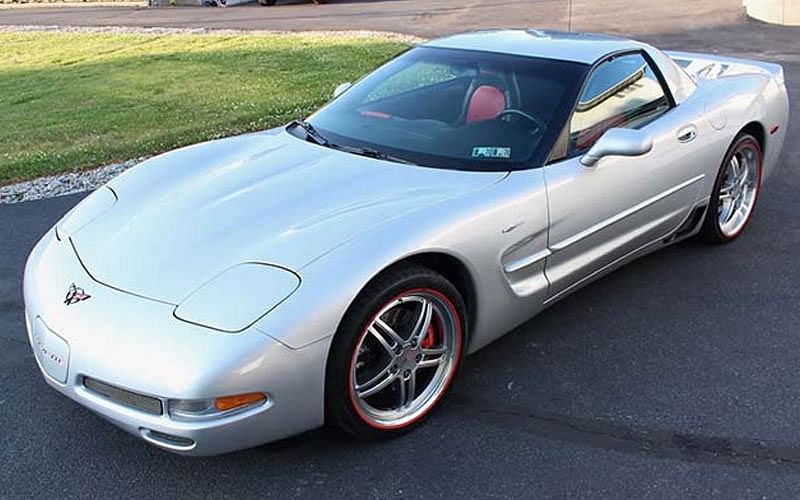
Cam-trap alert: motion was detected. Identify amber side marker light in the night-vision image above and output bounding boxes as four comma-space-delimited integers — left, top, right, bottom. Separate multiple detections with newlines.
215, 392, 267, 412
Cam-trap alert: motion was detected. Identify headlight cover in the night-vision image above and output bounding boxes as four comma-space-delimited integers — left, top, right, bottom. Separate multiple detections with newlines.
56, 186, 117, 240
174, 263, 300, 333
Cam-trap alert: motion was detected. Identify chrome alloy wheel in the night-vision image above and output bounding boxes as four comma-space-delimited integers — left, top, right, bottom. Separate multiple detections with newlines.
348, 289, 462, 429
717, 142, 760, 238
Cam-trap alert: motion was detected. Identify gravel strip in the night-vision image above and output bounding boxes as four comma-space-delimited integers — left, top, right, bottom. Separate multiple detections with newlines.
0, 159, 141, 204
0, 2, 146, 8
0, 24, 426, 44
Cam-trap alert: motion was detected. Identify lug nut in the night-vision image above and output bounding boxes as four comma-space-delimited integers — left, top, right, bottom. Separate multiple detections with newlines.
415, 354, 422, 363
391, 364, 398, 373
403, 369, 411, 378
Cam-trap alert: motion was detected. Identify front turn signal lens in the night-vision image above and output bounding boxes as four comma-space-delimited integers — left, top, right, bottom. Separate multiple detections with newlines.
214, 392, 266, 412
168, 392, 268, 421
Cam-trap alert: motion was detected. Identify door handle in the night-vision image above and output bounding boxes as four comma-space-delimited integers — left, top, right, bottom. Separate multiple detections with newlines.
677, 125, 698, 143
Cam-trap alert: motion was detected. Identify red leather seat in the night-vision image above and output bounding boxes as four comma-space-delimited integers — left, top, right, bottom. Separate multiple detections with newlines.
466, 85, 506, 124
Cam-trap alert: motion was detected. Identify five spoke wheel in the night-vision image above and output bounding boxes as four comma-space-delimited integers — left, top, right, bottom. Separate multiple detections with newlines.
717, 142, 760, 238
702, 134, 762, 243
327, 264, 465, 438
349, 290, 461, 429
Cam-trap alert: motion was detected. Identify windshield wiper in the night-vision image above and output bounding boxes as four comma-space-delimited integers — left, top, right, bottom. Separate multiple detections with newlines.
287, 120, 415, 165
334, 145, 417, 165
287, 119, 329, 146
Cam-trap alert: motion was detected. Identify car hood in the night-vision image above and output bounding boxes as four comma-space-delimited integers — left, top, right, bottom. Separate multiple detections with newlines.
70, 129, 505, 304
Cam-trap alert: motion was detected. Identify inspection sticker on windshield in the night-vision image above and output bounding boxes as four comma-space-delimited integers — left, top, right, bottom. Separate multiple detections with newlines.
472, 147, 511, 159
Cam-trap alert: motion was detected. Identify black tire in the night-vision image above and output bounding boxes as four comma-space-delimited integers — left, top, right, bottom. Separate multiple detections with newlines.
326, 263, 467, 440
700, 133, 763, 243
311, 0, 326, 3
259, 0, 276, 5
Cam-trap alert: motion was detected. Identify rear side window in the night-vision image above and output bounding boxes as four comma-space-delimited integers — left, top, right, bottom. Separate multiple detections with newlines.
568, 53, 671, 155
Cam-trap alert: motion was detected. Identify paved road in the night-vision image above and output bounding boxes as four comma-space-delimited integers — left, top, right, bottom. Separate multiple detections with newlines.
0, 0, 746, 38
2, 1, 800, 498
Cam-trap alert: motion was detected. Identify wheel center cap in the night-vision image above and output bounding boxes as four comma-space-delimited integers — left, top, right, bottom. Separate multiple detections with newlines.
400, 347, 419, 370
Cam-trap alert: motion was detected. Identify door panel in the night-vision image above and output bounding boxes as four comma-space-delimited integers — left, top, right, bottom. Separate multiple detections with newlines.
543, 66, 712, 298
541, 51, 712, 298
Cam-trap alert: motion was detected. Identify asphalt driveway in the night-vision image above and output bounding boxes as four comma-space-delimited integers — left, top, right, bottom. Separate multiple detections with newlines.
0, 0, 746, 38
2, 1, 800, 498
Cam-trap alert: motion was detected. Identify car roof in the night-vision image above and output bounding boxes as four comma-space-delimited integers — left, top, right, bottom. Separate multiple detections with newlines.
423, 29, 649, 65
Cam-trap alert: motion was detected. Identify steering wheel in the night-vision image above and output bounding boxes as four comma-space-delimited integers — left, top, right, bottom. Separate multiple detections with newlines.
496, 109, 546, 135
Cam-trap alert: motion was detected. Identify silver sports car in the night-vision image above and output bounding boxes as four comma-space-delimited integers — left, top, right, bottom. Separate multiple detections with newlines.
24, 30, 788, 455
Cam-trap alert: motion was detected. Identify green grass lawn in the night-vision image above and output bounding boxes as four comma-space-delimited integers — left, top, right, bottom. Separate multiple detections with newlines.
0, 31, 407, 184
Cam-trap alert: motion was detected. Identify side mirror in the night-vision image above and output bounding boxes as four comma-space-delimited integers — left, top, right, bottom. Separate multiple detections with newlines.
580, 128, 654, 167
333, 82, 352, 99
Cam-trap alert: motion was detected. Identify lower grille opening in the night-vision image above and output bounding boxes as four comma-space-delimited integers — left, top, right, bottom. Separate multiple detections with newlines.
83, 377, 163, 415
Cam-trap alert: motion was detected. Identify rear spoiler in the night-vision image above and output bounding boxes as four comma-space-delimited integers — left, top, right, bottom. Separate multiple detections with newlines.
666, 50, 785, 86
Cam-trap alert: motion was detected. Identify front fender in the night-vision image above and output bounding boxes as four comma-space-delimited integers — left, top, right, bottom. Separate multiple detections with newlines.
253, 169, 552, 353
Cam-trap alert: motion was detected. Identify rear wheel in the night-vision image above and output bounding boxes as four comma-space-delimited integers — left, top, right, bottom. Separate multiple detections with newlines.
701, 133, 762, 243
326, 263, 466, 439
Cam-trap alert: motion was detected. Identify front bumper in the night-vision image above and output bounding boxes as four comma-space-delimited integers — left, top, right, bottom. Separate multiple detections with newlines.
23, 229, 329, 456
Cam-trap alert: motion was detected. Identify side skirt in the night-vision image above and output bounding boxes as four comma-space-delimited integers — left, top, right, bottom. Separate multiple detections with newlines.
542, 199, 709, 307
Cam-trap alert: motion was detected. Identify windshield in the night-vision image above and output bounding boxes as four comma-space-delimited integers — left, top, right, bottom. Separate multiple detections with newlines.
302, 46, 588, 171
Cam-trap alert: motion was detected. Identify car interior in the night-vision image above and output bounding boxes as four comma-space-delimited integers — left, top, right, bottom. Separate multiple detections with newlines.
306, 48, 588, 169
342, 65, 573, 166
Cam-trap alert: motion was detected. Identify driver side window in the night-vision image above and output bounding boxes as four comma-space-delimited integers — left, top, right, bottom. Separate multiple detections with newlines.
568, 53, 671, 156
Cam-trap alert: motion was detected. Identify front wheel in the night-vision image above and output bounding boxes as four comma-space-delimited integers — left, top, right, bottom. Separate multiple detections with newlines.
326, 263, 466, 439
701, 133, 763, 243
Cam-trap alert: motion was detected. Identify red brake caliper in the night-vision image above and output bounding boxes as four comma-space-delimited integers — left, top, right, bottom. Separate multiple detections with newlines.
421, 324, 436, 349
